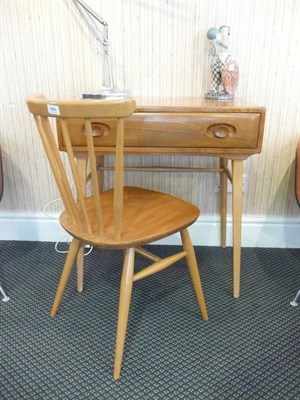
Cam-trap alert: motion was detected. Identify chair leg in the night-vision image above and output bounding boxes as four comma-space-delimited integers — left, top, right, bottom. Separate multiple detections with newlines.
290, 289, 300, 306
50, 238, 81, 317
0, 284, 10, 302
113, 247, 135, 380
180, 229, 208, 321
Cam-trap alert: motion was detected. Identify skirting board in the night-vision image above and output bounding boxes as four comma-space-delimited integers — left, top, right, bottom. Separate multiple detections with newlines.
1, 213, 299, 248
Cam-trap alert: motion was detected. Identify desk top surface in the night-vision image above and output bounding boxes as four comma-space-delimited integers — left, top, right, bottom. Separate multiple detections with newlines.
134, 97, 265, 114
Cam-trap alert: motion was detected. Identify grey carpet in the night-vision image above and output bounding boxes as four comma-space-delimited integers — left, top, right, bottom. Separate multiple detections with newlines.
1, 242, 299, 399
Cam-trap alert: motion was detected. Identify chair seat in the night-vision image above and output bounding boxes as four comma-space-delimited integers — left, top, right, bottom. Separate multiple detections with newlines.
60, 186, 200, 248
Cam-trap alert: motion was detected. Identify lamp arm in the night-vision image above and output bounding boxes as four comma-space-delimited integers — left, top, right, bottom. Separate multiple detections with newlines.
69, 0, 127, 97
71, 0, 109, 51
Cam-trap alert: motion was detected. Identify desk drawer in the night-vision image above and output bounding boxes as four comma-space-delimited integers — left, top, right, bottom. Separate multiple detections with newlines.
58, 112, 261, 151
125, 113, 260, 148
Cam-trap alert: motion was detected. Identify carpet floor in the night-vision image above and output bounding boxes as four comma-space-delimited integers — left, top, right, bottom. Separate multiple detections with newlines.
1, 241, 299, 399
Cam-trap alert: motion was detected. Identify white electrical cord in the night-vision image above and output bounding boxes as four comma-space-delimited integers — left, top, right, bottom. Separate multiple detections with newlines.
55, 236, 93, 256
43, 191, 93, 256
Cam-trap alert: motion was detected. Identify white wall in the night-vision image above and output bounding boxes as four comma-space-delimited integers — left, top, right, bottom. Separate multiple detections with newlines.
0, 0, 299, 244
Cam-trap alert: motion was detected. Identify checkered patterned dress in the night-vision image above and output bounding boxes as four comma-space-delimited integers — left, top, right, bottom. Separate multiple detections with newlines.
210, 54, 231, 92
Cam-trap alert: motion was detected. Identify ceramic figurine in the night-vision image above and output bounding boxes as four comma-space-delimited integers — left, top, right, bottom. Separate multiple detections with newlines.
205, 26, 239, 100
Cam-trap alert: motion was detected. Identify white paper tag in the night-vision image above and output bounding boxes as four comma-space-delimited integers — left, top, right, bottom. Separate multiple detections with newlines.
47, 104, 60, 115
228, 64, 235, 72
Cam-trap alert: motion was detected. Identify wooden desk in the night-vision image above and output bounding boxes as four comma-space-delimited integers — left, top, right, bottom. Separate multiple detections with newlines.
58, 97, 266, 298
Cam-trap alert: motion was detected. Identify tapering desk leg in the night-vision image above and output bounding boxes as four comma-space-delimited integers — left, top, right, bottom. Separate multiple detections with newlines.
220, 158, 228, 248
76, 157, 88, 292
96, 155, 105, 191
232, 159, 244, 298
76, 248, 84, 293
75, 155, 104, 292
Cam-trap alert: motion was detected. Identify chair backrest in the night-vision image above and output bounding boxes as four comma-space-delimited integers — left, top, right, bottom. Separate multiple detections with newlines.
0, 145, 3, 201
296, 140, 300, 207
27, 94, 136, 239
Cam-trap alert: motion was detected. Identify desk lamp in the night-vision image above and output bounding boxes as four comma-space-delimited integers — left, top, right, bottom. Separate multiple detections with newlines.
71, 0, 128, 99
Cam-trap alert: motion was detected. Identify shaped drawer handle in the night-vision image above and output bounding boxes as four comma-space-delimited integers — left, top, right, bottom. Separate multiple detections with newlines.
81, 123, 111, 138
207, 124, 236, 139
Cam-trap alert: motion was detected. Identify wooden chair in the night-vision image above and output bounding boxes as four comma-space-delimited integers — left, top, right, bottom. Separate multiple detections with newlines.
0, 145, 10, 302
291, 140, 300, 306
26, 94, 208, 379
